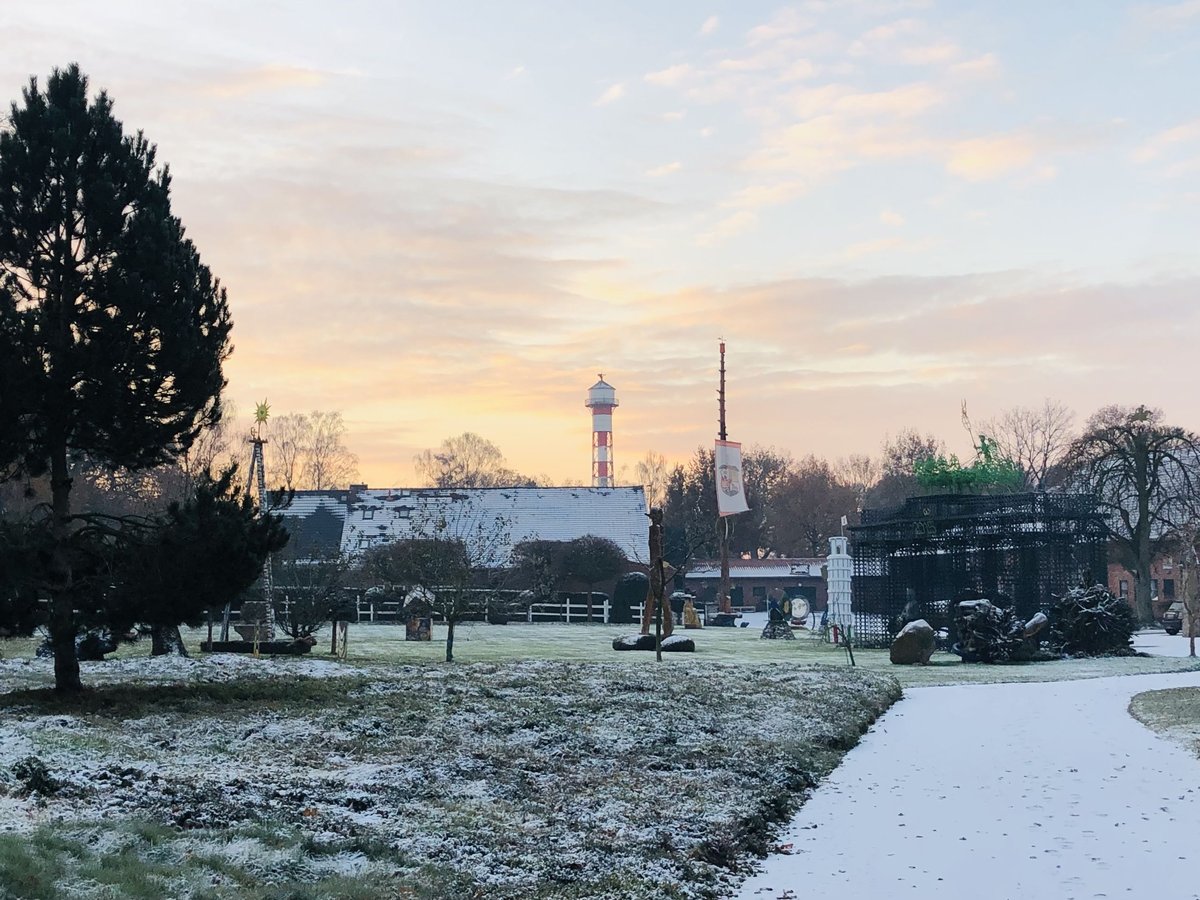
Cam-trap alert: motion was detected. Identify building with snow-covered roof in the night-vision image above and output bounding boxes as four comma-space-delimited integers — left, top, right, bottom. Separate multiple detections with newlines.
341, 486, 648, 564
271, 485, 648, 566
273, 489, 352, 559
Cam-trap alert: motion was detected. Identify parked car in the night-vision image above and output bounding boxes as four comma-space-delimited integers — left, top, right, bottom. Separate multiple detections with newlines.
1162, 601, 1185, 635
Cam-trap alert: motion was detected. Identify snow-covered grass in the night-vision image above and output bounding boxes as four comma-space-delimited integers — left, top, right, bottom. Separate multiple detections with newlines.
2, 620, 1198, 897
1129, 685, 1200, 759
3, 621, 1198, 696
0, 659, 899, 899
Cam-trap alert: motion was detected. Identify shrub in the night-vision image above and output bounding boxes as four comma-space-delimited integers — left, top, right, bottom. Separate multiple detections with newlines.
12, 756, 59, 796
1049, 584, 1136, 656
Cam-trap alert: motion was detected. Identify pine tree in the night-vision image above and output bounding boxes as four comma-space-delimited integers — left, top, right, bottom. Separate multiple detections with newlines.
0, 65, 231, 691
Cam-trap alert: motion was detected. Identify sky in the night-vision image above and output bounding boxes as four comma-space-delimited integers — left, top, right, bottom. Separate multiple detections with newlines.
5, 1, 1200, 487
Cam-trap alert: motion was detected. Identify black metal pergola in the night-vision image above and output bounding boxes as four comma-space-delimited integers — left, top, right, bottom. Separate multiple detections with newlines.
849, 492, 1107, 649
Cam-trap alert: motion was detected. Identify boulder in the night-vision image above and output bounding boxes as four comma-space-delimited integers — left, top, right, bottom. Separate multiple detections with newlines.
611, 633, 696, 652
890, 618, 935, 665
661, 635, 696, 652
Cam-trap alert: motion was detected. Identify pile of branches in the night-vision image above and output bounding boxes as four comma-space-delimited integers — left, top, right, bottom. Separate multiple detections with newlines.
951, 599, 1027, 663
1048, 584, 1136, 657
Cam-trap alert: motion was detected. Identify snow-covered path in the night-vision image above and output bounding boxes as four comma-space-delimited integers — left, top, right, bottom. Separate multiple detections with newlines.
736, 666, 1200, 900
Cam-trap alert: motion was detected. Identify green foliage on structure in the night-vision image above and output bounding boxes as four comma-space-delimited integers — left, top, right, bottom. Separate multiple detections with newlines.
914, 435, 1025, 494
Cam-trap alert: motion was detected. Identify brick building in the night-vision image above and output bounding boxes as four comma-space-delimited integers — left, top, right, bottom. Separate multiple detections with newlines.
684, 558, 826, 613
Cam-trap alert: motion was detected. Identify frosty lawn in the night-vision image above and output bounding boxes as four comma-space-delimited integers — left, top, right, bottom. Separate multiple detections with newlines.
0, 653, 898, 899
2, 624, 1198, 899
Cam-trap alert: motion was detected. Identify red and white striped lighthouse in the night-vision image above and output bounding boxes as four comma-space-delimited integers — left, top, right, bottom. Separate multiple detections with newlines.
585, 375, 618, 488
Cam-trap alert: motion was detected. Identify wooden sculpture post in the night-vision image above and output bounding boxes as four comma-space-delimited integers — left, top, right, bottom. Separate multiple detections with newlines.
640, 507, 672, 660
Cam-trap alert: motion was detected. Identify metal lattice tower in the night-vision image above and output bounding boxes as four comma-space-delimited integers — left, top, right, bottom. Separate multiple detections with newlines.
247, 401, 274, 636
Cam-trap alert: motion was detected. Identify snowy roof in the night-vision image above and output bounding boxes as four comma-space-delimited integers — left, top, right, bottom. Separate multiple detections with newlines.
340, 486, 648, 564
274, 490, 350, 559
687, 558, 825, 580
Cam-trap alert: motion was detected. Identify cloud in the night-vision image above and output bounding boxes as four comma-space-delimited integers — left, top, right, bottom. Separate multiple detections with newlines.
945, 133, 1038, 180
900, 42, 962, 65
880, 208, 906, 226
697, 210, 757, 245
644, 64, 694, 87
645, 161, 682, 177
1133, 119, 1200, 163
594, 82, 626, 106
728, 180, 810, 209
700, 15, 720, 36
1134, 0, 1200, 27
199, 64, 326, 98
747, 9, 815, 44
950, 53, 1000, 78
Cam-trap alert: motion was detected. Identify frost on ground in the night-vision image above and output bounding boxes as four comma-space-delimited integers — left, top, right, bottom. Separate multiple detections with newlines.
0, 657, 898, 899
1129, 686, 1200, 758
736, 670, 1200, 900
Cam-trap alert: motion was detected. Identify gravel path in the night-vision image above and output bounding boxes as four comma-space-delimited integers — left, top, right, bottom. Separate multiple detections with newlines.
735, 667, 1200, 900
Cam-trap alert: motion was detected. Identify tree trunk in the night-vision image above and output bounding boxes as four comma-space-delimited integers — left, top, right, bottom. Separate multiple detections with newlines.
150, 625, 189, 657
445, 619, 455, 663
330, 620, 339, 655
1135, 567, 1154, 626
49, 447, 82, 693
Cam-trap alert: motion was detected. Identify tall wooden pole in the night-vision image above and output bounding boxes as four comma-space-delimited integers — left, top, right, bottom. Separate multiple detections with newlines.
718, 341, 731, 614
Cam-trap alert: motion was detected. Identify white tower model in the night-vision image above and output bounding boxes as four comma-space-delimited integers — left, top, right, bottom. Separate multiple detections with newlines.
827, 535, 853, 631
585, 375, 618, 488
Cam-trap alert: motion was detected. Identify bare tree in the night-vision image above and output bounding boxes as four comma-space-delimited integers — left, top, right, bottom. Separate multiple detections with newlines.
1068, 405, 1200, 625
1169, 523, 1200, 658
360, 501, 512, 662
272, 548, 352, 641
980, 399, 1075, 490
305, 411, 359, 490
635, 451, 669, 509
262, 411, 358, 491
268, 413, 312, 492
414, 432, 536, 488
774, 456, 858, 556
833, 453, 880, 512
867, 429, 943, 508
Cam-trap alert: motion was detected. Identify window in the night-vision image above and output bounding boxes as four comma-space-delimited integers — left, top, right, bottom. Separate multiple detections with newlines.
1119, 580, 1129, 598
362, 508, 375, 521
1152, 579, 1159, 598
1164, 579, 1176, 599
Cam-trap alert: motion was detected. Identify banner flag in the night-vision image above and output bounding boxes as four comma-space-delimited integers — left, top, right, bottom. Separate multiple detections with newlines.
715, 440, 750, 517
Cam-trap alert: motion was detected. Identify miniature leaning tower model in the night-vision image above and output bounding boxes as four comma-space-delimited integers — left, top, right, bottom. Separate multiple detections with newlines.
586, 375, 617, 488
827, 535, 853, 631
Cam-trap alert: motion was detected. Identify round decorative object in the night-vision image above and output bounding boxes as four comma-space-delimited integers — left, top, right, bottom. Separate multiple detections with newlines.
791, 597, 811, 621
